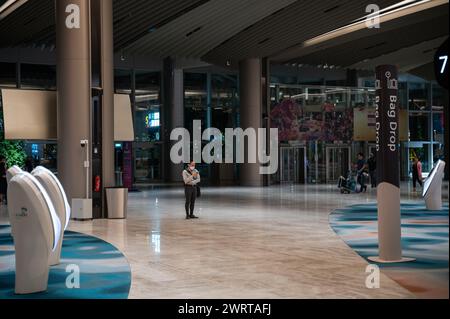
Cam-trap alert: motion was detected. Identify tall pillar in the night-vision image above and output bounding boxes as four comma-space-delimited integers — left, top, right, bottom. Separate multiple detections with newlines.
262, 57, 271, 186
90, 0, 114, 218
162, 57, 185, 182
369, 65, 413, 263
99, 0, 115, 193
239, 58, 262, 186
56, 0, 91, 202
444, 92, 449, 180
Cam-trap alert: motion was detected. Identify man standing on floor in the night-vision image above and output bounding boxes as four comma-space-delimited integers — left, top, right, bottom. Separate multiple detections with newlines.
182, 161, 200, 219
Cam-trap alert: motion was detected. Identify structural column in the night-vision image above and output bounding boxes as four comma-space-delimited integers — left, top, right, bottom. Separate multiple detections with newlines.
369, 64, 413, 263
444, 91, 449, 180
239, 58, 263, 186
99, 0, 115, 194
262, 57, 271, 186
162, 57, 185, 182
56, 0, 91, 202
90, 0, 114, 217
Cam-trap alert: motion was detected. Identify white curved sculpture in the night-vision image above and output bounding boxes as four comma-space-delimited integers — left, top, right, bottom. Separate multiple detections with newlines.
7, 172, 61, 294
423, 160, 446, 211
7, 166, 24, 239
32, 166, 71, 265
6, 165, 23, 183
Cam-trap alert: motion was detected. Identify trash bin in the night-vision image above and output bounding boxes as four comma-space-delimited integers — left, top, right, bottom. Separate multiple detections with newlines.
106, 187, 128, 219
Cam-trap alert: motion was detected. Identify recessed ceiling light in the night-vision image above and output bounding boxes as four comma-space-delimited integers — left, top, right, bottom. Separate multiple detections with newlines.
185, 26, 202, 38
0, 0, 28, 20
323, 5, 340, 13
258, 37, 270, 45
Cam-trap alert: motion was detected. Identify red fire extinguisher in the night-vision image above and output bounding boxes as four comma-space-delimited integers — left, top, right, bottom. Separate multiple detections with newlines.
94, 175, 101, 192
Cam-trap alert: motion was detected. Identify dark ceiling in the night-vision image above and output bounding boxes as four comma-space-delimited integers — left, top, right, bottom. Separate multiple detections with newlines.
0, 0, 209, 50
285, 10, 449, 68
0, 0, 448, 71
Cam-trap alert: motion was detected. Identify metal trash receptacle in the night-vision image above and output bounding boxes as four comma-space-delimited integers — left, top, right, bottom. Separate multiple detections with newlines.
106, 187, 128, 219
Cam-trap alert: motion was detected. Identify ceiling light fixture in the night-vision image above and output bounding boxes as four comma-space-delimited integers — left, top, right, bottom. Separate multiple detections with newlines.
0, 0, 28, 20
185, 26, 202, 38
303, 0, 446, 47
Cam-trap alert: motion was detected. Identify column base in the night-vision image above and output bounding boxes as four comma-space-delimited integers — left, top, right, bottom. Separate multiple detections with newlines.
368, 256, 416, 263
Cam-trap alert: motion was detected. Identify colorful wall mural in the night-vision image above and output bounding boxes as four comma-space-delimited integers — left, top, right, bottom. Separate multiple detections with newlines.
270, 99, 353, 142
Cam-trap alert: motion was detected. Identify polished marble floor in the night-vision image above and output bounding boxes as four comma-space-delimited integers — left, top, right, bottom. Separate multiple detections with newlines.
1, 182, 448, 298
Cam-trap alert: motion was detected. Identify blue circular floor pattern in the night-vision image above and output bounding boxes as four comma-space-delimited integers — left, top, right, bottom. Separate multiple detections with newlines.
0, 225, 131, 299
329, 202, 449, 297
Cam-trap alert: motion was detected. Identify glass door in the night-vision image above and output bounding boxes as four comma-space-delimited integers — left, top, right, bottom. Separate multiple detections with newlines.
326, 146, 351, 183
280, 146, 306, 184
134, 143, 162, 183
368, 144, 377, 157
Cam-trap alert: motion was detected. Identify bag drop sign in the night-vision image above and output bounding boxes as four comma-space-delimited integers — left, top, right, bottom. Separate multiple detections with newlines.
375, 65, 399, 188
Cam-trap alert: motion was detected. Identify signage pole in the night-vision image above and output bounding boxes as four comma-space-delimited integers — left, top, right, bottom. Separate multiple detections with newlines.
369, 65, 414, 263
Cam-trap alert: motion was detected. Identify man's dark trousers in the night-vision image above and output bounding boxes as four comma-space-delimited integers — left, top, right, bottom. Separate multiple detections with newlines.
185, 185, 196, 217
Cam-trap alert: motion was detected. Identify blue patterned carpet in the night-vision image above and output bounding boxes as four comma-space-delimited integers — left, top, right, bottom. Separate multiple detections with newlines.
330, 203, 449, 298
0, 225, 131, 299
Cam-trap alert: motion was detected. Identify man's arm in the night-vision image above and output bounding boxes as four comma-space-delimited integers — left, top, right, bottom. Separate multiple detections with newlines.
182, 170, 194, 185
190, 170, 201, 185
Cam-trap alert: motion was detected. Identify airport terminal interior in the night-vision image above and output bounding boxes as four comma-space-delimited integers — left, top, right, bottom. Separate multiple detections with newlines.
0, 0, 448, 300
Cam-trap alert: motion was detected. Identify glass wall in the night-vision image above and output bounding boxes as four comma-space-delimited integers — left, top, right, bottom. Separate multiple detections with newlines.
211, 73, 238, 132
408, 82, 430, 111
20, 63, 56, 90
0, 62, 57, 172
0, 62, 16, 87
134, 71, 161, 143
183, 72, 239, 184
405, 82, 445, 175
270, 84, 356, 183
184, 73, 207, 134
114, 69, 162, 184
431, 86, 445, 164
270, 80, 446, 184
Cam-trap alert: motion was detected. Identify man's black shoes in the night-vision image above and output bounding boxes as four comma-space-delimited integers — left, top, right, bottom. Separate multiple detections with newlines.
189, 215, 199, 219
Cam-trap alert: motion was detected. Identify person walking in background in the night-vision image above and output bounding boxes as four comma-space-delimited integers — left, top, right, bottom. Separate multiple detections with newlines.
412, 156, 423, 192
0, 156, 7, 205
367, 153, 376, 188
182, 161, 200, 219
356, 152, 367, 193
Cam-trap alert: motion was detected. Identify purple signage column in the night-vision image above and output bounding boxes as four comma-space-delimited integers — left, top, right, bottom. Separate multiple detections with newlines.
369, 65, 414, 263
122, 142, 133, 190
